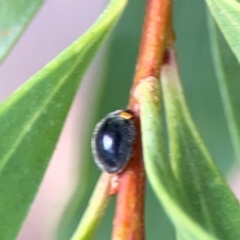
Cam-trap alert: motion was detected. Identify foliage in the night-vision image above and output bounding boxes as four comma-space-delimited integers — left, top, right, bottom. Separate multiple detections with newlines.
0, 0, 240, 239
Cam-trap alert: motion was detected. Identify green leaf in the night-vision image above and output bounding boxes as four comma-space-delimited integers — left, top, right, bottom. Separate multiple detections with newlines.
207, 12, 240, 161
0, 0, 43, 63
135, 77, 215, 240
161, 48, 240, 239
205, 0, 240, 64
56, 107, 102, 239
0, 0, 128, 239
70, 173, 111, 240
176, 234, 185, 240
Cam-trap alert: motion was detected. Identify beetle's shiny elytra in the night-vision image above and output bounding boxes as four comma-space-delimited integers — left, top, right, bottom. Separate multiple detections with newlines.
91, 110, 136, 173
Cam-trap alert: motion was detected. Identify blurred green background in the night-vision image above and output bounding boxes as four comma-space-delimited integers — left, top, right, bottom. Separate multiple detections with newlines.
66, 0, 235, 239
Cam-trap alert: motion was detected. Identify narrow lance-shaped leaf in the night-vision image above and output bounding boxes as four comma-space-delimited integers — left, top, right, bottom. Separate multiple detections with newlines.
70, 173, 111, 240
0, 0, 128, 239
162, 47, 240, 239
135, 76, 215, 240
205, 0, 240, 65
0, 0, 43, 63
57, 50, 106, 240
207, 12, 240, 162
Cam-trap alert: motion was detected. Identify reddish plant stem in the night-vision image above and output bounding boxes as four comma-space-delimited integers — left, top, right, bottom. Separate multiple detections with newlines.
129, 0, 174, 110
111, 1, 174, 240
111, 120, 145, 240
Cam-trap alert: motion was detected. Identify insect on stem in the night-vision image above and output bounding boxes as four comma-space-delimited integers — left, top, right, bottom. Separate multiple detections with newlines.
112, 0, 175, 240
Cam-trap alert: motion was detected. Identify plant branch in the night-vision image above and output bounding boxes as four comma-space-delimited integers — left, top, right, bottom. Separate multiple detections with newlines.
129, 0, 174, 110
111, 120, 145, 240
112, 0, 174, 239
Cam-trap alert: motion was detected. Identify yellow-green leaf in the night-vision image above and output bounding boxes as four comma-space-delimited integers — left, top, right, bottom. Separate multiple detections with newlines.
70, 173, 111, 240
135, 76, 215, 240
162, 48, 240, 239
